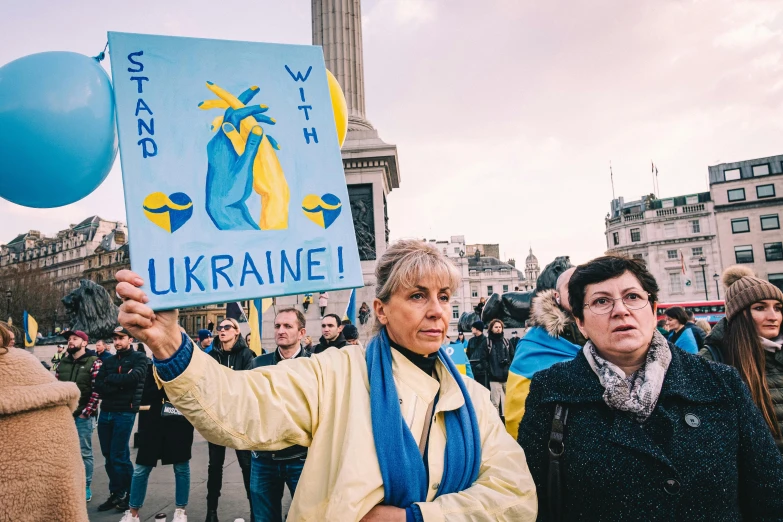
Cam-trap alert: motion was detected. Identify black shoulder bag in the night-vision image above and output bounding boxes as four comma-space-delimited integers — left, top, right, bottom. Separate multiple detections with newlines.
548, 404, 568, 522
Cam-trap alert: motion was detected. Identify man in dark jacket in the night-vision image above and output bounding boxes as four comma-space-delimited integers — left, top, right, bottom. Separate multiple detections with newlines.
249, 308, 310, 522
95, 326, 149, 512
95, 339, 113, 362
205, 318, 255, 522
686, 310, 707, 349
467, 320, 489, 389
56, 329, 102, 503
312, 313, 347, 354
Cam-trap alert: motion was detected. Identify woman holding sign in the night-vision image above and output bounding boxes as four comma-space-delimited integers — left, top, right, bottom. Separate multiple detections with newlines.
116, 240, 536, 521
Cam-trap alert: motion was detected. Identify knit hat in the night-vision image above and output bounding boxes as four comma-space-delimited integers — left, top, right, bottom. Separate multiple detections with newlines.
472, 320, 485, 331
198, 329, 213, 342
723, 266, 783, 320
342, 324, 359, 341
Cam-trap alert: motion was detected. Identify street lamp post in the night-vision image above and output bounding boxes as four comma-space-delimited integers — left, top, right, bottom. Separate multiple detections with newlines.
698, 257, 708, 300
713, 273, 720, 300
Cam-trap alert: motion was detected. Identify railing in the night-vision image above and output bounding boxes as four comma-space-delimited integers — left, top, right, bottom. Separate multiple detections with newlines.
656, 208, 678, 217
682, 204, 705, 213
624, 213, 644, 222
607, 217, 621, 225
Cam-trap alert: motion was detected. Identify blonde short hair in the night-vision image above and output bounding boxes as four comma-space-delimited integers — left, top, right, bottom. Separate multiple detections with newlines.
374, 240, 461, 330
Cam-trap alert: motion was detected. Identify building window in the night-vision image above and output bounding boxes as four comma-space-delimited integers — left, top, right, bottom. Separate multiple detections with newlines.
760, 214, 780, 230
454, 247, 460, 253
471, 288, 478, 298
731, 218, 750, 233
669, 273, 682, 294
691, 220, 700, 234
757, 184, 776, 198
662, 199, 674, 208
664, 223, 676, 237
630, 228, 641, 242
195, 316, 203, 330
503, 284, 509, 293
770, 273, 783, 292
452, 306, 459, 319
724, 168, 741, 181
752, 164, 770, 176
765, 242, 783, 262
691, 247, 703, 257
612, 232, 619, 245
487, 286, 493, 296
667, 250, 678, 260
727, 188, 746, 202
734, 245, 754, 264
632, 254, 644, 260
686, 195, 698, 205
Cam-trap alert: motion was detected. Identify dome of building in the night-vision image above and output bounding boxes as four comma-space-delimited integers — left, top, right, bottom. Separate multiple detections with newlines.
526, 247, 538, 265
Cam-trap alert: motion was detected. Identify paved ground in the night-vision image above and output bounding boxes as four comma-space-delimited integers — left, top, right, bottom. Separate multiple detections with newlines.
31, 346, 292, 522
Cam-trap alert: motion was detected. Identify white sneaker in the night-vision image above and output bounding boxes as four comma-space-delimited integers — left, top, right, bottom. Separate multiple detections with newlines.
119, 511, 140, 522
172, 508, 188, 522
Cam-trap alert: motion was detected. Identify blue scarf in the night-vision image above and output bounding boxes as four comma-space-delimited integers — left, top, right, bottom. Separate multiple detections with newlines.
366, 328, 481, 508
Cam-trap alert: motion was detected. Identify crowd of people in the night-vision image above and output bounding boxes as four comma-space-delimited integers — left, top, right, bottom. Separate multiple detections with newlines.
1, 239, 782, 521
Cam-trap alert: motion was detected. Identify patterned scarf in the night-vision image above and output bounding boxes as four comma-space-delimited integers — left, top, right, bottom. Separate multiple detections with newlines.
583, 330, 672, 422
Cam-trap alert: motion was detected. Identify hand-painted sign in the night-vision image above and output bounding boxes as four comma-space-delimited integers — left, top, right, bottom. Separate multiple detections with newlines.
108, 32, 362, 309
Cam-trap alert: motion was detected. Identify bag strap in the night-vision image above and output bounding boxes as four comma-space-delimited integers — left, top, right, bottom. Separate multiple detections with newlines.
548, 404, 568, 522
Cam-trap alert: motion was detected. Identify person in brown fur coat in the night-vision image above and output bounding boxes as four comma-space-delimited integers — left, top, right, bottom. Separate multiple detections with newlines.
0, 321, 88, 522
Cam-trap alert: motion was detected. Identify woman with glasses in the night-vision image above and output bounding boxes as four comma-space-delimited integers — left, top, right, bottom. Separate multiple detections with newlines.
518, 256, 783, 521
205, 318, 255, 521
115, 240, 537, 521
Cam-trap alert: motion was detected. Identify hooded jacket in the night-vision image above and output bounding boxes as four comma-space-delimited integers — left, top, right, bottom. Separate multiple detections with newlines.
95, 347, 149, 413
209, 336, 255, 371
0, 347, 88, 522
504, 289, 585, 439
312, 333, 347, 354
700, 317, 783, 451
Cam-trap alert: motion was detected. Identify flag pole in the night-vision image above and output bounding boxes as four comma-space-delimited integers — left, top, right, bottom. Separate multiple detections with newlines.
610, 161, 615, 201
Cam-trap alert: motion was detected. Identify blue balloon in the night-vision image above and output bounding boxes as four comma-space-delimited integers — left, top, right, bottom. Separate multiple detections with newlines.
0, 52, 117, 208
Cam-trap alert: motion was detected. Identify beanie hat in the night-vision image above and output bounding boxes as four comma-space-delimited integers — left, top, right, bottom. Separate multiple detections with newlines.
198, 329, 213, 342
342, 324, 359, 341
723, 266, 783, 321
472, 320, 485, 331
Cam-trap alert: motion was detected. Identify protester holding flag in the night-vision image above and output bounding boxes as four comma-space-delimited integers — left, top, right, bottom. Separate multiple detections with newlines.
116, 239, 537, 521
505, 267, 586, 439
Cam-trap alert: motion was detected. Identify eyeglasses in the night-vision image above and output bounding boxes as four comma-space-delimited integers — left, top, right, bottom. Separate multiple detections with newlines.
216, 324, 235, 331
584, 292, 650, 315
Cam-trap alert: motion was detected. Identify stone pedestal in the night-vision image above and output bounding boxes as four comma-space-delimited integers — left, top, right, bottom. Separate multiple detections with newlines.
258, 0, 400, 347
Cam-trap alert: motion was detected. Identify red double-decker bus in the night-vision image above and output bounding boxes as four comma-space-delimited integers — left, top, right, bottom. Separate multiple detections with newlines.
656, 300, 726, 325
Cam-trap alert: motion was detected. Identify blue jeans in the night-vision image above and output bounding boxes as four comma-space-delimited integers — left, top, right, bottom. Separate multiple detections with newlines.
250, 455, 305, 522
74, 416, 96, 486
97, 411, 137, 495
129, 462, 190, 510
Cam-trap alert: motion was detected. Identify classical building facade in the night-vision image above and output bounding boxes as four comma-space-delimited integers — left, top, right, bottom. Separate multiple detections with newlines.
605, 193, 722, 302
0, 217, 128, 331
709, 154, 783, 291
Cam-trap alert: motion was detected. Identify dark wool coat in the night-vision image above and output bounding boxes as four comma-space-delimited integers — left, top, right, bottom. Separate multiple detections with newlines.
518, 344, 783, 521
700, 317, 783, 451
135, 365, 194, 467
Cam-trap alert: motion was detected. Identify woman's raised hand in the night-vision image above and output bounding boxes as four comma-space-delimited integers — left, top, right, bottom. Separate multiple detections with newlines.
115, 269, 183, 360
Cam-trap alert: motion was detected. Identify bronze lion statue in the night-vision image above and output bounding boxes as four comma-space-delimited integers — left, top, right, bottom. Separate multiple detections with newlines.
62, 280, 120, 341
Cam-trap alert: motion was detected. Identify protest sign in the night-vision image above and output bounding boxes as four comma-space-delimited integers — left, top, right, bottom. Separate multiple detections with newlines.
108, 32, 362, 309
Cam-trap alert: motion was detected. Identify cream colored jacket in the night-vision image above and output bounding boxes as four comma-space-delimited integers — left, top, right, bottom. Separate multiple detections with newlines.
157, 343, 537, 521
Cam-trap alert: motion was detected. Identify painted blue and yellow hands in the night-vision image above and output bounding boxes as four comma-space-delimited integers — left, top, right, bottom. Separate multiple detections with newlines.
200, 83, 289, 231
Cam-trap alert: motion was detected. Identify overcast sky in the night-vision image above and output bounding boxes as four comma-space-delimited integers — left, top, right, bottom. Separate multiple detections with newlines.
1, 0, 781, 269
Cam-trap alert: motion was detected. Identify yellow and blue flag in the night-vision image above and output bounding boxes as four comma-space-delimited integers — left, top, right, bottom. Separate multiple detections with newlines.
23, 310, 38, 348
248, 298, 273, 356
344, 289, 357, 325
505, 326, 581, 439
443, 341, 473, 379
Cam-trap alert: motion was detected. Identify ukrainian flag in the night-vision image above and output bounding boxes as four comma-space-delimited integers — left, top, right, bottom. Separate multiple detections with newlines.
23, 311, 38, 348
444, 341, 473, 379
248, 298, 273, 356
505, 326, 581, 439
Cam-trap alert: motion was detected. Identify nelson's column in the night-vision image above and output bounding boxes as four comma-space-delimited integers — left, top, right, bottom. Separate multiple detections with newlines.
312, 0, 401, 282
